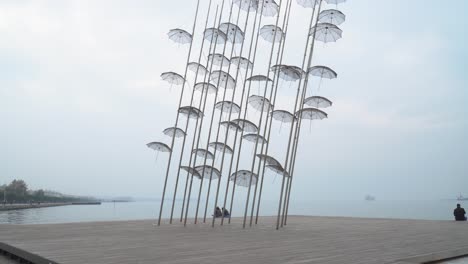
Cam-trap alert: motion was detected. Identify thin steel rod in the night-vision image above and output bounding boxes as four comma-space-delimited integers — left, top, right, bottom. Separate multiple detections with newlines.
166, 0, 213, 224
226, 1, 266, 225
256, 4, 317, 225
179, 3, 219, 224
250, 0, 293, 226
183, 0, 233, 226
283, 2, 324, 226
195, 2, 248, 225
209, 1, 253, 227
276, 0, 323, 229
242, 0, 284, 229
220, 2, 261, 226
200, 1, 240, 223
158, 0, 201, 226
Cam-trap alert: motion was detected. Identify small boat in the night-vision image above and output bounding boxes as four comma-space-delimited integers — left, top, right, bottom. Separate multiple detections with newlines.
457, 194, 468, 201
365, 195, 376, 201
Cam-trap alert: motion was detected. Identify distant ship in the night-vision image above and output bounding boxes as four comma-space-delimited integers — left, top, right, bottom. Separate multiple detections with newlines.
365, 195, 376, 201
457, 194, 468, 201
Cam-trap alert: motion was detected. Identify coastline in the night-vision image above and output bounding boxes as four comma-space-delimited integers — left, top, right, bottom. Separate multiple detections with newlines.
0, 203, 72, 211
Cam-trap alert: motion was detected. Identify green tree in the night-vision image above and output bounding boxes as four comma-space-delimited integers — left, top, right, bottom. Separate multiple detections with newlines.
7, 179, 28, 202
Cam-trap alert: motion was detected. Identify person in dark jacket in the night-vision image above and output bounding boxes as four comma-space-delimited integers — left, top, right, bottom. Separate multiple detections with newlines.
215, 206, 223, 218
454, 204, 467, 221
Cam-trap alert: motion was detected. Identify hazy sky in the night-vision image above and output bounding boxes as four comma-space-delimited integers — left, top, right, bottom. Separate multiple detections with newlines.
1, 0, 467, 202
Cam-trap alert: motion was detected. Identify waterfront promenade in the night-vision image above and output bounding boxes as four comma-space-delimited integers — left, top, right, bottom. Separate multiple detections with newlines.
1, 216, 467, 264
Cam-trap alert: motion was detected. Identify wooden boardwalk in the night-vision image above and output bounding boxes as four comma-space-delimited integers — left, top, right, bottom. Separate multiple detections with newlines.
1, 216, 467, 264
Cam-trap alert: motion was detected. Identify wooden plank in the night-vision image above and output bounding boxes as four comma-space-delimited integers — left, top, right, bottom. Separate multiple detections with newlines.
0, 216, 467, 264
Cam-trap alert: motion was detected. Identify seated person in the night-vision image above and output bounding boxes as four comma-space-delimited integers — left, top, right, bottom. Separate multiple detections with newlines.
222, 207, 230, 217
215, 206, 223, 218
454, 204, 467, 221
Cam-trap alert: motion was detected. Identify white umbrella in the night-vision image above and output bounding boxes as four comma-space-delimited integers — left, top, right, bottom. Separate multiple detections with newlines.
295, 108, 328, 120
188, 62, 209, 76
310, 23, 343, 43
231, 56, 253, 70
147, 142, 171, 152
195, 165, 222, 180
231, 118, 258, 133
209, 142, 234, 155
178, 106, 204, 119
242, 134, 268, 145
233, 0, 259, 12
303, 96, 333, 108
167, 29, 192, 44
210, 70, 236, 90
192, 148, 215, 160
230, 170, 258, 187
194, 82, 217, 94
215, 101, 241, 114
260, 25, 284, 43
208, 53, 231, 67
256, 154, 282, 167
180, 166, 202, 180
219, 22, 245, 44
259, 0, 279, 17
248, 95, 273, 112
163, 127, 186, 138
319, 9, 346, 26
204, 28, 227, 44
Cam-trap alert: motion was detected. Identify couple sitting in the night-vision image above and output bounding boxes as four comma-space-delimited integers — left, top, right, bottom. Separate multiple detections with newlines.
215, 206, 230, 218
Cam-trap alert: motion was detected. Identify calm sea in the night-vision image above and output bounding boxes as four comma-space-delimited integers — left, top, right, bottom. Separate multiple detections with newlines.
0, 199, 463, 225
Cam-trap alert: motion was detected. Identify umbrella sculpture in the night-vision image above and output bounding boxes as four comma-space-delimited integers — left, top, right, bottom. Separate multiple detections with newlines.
149, 0, 351, 229
233, 0, 259, 12
167, 28, 192, 44
192, 148, 215, 160
319, 9, 346, 25
230, 170, 258, 187
208, 53, 231, 67
271, 110, 296, 132
296, 0, 320, 8
219, 22, 245, 44
163, 127, 186, 138
258, 0, 280, 17
260, 25, 284, 43
231, 56, 254, 70
188, 62, 209, 76
310, 22, 343, 43
194, 82, 218, 94
303, 96, 333, 108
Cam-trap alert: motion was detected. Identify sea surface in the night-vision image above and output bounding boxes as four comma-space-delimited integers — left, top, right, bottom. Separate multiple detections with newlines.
0, 199, 463, 225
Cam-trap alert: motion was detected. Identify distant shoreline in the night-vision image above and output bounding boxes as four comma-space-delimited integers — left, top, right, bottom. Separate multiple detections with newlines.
0, 202, 102, 211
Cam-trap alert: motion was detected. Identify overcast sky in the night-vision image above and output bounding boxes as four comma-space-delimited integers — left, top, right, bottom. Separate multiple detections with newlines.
1, 0, 467, 202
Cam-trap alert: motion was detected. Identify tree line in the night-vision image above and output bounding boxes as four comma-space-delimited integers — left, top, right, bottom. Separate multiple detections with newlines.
1, 179, 96, 204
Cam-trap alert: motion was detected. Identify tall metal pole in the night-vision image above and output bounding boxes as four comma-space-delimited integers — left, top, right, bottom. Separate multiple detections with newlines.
157, 0, 201, 226
220, 2, 261, 226
283, 2, 325, 226
255, 4, 317, 225
183, 0, 233, 226
178, 2, 218, 223
226, 0, 266, 225
276, 0, 323, 230
166, 0, 214, 224
250, 0, 294, 226
242, 0, 284, 229
200, 1, 243, 224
